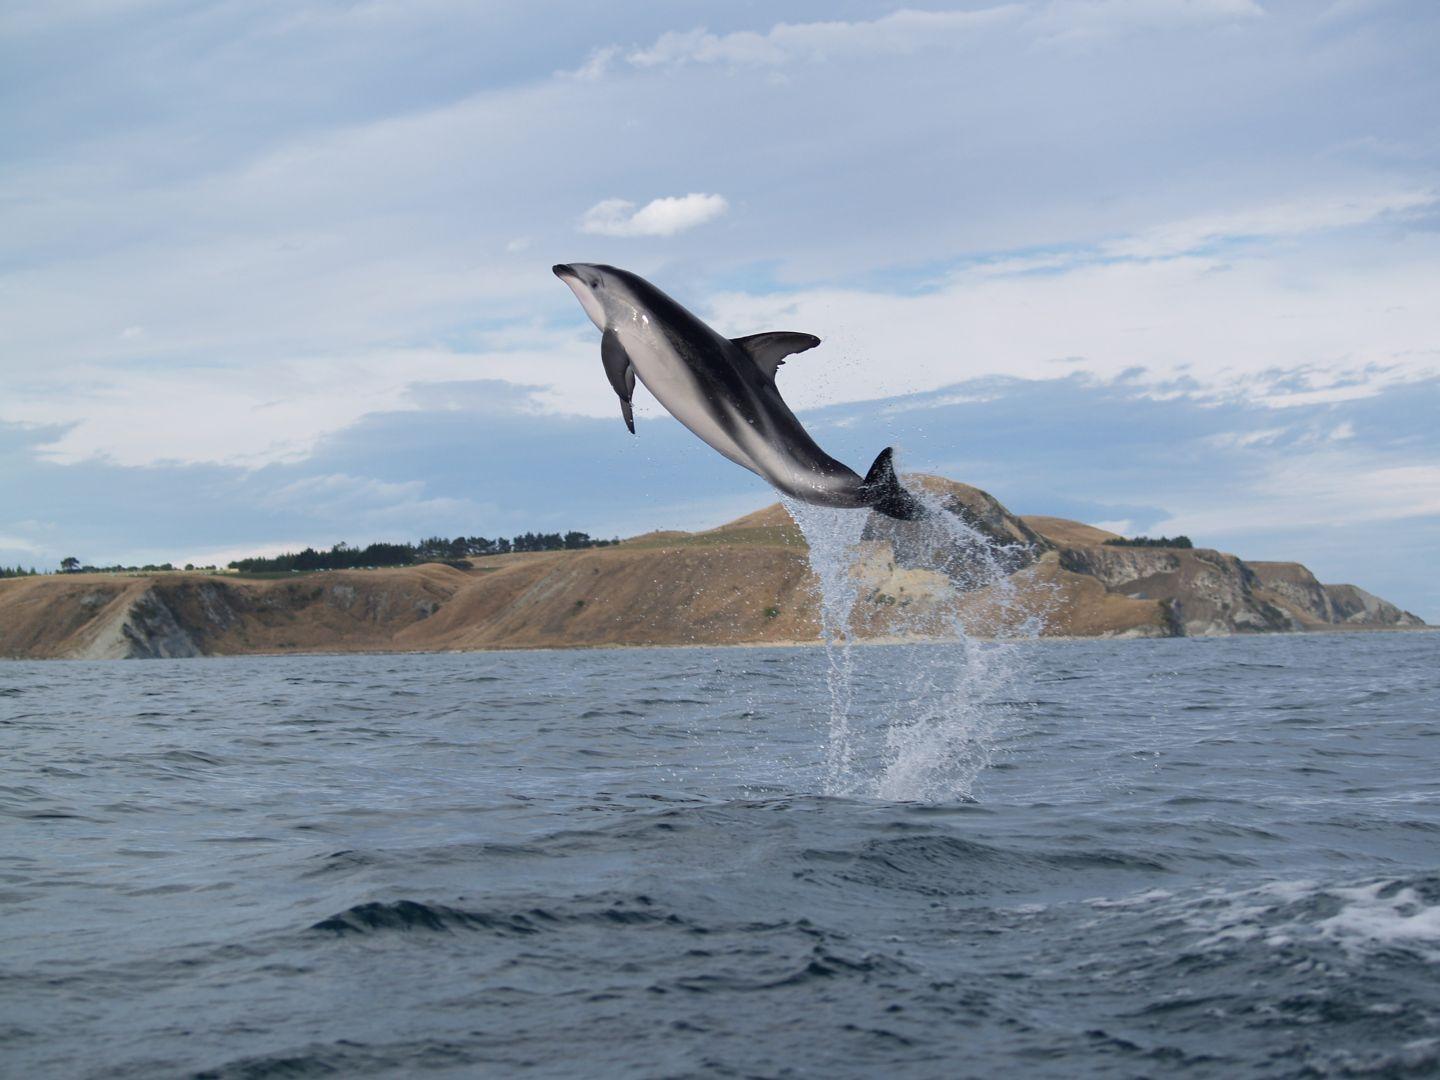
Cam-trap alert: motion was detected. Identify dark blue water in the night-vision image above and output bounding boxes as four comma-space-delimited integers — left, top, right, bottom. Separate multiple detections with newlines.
2, 633, 1438, 1078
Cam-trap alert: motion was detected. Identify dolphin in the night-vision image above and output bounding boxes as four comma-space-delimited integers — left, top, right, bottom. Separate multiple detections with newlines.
553, 263, 924, 520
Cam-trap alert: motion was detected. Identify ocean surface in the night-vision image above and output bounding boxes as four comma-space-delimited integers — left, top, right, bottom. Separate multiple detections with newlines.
2, 632, 1438, 1078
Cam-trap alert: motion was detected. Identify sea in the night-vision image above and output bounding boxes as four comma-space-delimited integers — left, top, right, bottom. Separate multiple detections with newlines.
2, 631, 1438, 1078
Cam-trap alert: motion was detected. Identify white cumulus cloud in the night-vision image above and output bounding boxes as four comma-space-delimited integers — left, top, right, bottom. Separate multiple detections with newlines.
579, 193, 729, 237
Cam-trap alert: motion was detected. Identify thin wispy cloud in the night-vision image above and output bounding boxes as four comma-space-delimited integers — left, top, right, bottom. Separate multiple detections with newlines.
1034, 0, 1265, 41
572, 1, 1264, 79
1157, 458, 1440, 535
623, 7, 1023, 70
1103, 187, 1435, 258
262, 472, 480, 529
0, 533, 46, 555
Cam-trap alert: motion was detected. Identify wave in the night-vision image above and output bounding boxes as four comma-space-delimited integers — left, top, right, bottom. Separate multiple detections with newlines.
795, 832, 1171, 898
1091, 874, 1440, 966
310, 896, 694, 937
311, 900, 552, 936
188, 1038, 489, 1079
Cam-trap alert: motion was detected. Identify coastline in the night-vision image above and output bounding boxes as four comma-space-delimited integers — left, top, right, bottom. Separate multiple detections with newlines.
4, 623, 1433, 663
1, 481, 1425, 661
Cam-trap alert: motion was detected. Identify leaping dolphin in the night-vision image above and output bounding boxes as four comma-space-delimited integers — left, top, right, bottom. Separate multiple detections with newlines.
553, 263, 924, 520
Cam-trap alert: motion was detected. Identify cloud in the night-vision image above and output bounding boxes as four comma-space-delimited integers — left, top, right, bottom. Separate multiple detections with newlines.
262, 472, 483, 531
880, 391, 1002, 415
1, 349, 473, 467
1203, 427, 1290, 449
1035, 0, 1265, 40
579, 193, 729, 237
264, 472, 429, 511
1156, 458, 1440, 535
7, 186, 1436, 470
0, 339, 601, 468
565, 44, 622, 82
700, 203, 1440, 415
621, 7, 1024, 70
0, 533, 47, 555
0, 0, 174, 34
1103, 187, 1434, 258
5, 3, 1430, 471
1091, 519, 1135, 535
172, 538, 317, 570
575, 1, 1263, 78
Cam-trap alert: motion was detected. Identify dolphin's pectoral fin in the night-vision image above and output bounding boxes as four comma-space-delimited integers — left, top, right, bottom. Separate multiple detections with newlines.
731, 332, 821, 383
601, 329, 637, 434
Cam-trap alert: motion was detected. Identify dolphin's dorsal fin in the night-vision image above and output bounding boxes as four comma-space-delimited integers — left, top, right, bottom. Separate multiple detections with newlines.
601, 329, 636, 434
731, 332, 821, 382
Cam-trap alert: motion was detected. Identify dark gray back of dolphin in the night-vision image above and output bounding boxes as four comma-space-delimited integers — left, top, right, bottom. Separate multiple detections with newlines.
554, 263, 924, 521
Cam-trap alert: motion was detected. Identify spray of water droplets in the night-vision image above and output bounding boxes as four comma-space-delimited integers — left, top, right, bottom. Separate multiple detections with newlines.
783, 482, 1046, 802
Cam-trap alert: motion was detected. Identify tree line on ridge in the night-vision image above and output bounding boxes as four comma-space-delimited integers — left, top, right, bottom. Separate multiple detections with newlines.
226, 532, 619, 573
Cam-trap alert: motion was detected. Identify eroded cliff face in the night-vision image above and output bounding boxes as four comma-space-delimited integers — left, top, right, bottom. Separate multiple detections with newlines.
1032, 536, 1424, 637
1319, 583, 1424, 628
0, 477, 1424, 659
77, 588, 203, 659
1052, 545, 1293, 636
1227, 562, 1424, 631
0, 569, 467, 660
1247, 562, 1338, 624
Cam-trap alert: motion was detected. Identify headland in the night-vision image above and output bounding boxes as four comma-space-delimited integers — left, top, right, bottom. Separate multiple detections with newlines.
0, 476, 1423, 659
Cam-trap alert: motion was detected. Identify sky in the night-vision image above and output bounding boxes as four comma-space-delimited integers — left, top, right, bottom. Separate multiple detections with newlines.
1, 0, 1438, 618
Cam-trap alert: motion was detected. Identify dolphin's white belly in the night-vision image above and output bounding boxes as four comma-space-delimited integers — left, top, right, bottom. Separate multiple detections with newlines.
621, 329, 768, 476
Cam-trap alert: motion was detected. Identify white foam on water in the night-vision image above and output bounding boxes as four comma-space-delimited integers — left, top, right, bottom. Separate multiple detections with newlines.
783, 482, 1044, 802
1171, 877, 1440, 962
1317, 881, 1440, 957
1086, 888, 1176, 910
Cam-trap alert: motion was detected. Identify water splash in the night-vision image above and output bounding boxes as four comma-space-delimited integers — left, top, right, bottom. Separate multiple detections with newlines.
781, 499, 869, 792
784, 481, 1046, 802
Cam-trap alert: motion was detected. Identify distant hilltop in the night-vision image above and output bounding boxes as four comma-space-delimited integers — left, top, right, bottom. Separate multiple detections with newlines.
0, 476, 1424, 660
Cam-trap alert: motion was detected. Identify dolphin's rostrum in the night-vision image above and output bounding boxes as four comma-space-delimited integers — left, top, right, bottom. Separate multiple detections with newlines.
554, 263, 924, 520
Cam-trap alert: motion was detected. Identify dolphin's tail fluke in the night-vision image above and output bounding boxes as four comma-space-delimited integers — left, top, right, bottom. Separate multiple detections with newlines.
861, 447, 926, 521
